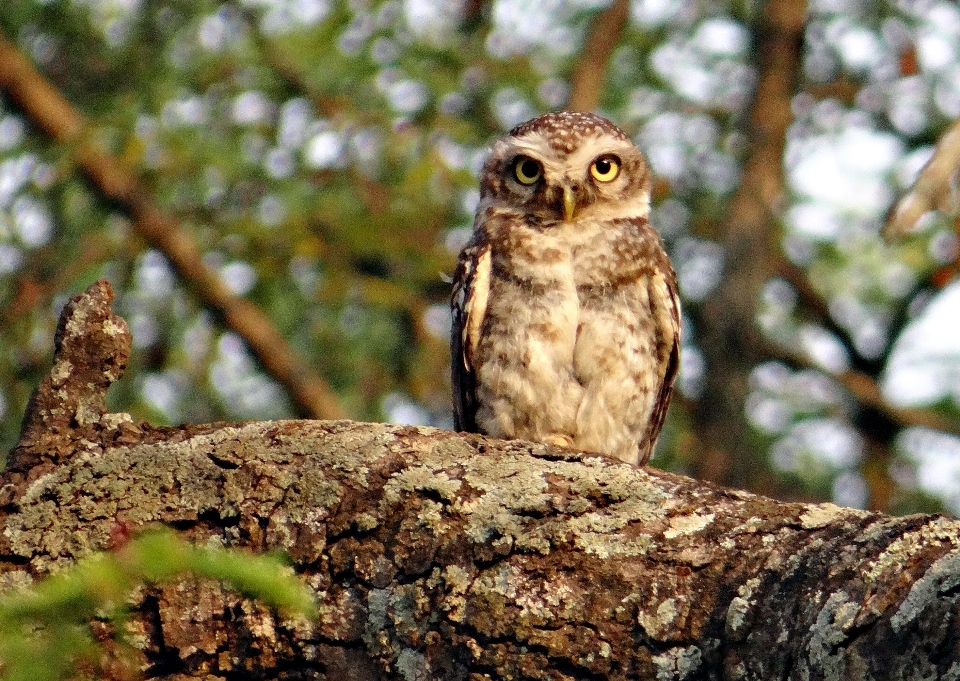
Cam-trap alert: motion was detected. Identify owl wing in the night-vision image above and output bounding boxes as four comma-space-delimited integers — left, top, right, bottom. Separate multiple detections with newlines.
450, 242, 491, 432
642, 267, 682, 462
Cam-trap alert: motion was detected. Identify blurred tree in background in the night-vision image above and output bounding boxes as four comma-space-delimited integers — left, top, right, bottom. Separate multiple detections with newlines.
1, 0, 960, 515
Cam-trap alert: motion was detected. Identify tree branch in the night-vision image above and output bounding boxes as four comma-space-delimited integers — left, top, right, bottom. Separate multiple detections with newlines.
776, 260, 960, 437
768, 341, 960, 437
0, 30, 346, 421
565, 0, 630, 112
885, 115, 960, 240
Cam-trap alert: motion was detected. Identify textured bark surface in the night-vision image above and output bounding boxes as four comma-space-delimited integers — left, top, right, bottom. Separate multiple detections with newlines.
3, 281, 960, 680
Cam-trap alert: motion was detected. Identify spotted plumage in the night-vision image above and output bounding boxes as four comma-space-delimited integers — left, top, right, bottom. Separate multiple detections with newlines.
451, 111, 680, 465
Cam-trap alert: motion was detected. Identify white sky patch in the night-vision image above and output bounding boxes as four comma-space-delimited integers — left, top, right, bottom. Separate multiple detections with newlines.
11, 196, 53, 247
789, 126, 903, 219
162, 96, 208, 128
631, 0, 684, 28
74, 0, 141, 39
486, 0, 605, 57
183, 312, 214, 366
835, 24, 885, 72
0, 155, 37, 209
403, 0, 463, 43
640, 112, 689, 180
934, 66, 960, 117
797, 324, 850, 374
672, 64, 715, 105
198, 12, 238, 51
883, 281, 960, 407
0, 243, 23, 274
833, 470, 867, 509
277, 98, 313, 149
239, 0, 331, 33
675, 237, 723, 301
898, 427, 960, 514
423, 304, 451, 340
490, 88, 537, 131
259, 193, 287, 226
383, 391, 431, 425
264, 147, 295, 180
135, 250, 176, 297
0, 117, 26, 152
232, 91, 275, 126
693, 18, 749, 56
220, 261, 257, 296
888, 75, 930, 136
141, 371, 185, 421
786, 201, 842, 240
771, 418, 863, 473
435, 136, 473, 171
917, 28, 958, 73
387, 79, 429, 114
651, 42, 715, 105
289, 0, 330, 25
210, 332, 289, 419
305, 130, 345, 169
490, 0, 559, 46
129, 312, 159, 349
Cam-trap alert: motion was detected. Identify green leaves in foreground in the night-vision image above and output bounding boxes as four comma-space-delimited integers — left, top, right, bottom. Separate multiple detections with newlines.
0, 527, 318, 681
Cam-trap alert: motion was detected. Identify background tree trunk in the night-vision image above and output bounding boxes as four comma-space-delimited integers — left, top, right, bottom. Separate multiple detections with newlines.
3, 281, 960, 680
689, 0, 805, 496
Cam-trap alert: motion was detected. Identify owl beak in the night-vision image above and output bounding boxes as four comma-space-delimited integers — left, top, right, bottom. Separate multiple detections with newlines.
562, 186, 576, 221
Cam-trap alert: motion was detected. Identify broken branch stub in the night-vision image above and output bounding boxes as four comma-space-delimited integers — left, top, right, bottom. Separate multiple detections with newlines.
8, 279, 135, 477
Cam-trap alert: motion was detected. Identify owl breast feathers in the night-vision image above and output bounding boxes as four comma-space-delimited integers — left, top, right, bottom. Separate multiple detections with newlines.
450, 111, 681, 466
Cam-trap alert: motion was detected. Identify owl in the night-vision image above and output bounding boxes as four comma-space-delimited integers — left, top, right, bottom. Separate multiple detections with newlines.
450, 111, 680, 466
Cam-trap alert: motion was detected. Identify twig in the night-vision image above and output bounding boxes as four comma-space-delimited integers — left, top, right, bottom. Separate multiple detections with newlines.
231, 3, 344, 119
771, 339, 960, 435
837, 368, 960, 436
0, 31, 346, 420
565, 0, 630, 112
885, 116, 960, 239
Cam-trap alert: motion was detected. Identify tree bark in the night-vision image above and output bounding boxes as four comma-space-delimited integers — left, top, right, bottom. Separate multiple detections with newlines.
3, 281, 960, 680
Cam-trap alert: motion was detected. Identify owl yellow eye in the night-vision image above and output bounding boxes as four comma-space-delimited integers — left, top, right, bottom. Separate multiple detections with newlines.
590, 155, 621, 182
513, 156, 542, 185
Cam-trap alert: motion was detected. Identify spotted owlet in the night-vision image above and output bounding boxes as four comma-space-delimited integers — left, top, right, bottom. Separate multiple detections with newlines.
450, 111, 681, 466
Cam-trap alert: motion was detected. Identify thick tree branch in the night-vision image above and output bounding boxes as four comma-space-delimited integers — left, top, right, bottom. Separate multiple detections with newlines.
566, 0, 630, 112
0, 31, 346, 421
3, 281, 959, 680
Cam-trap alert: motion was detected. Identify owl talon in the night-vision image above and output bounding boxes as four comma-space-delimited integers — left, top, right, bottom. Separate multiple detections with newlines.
543, 434, 575, 448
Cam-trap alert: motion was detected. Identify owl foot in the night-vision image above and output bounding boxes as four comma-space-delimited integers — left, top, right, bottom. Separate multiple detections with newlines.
542, 434, 575, 449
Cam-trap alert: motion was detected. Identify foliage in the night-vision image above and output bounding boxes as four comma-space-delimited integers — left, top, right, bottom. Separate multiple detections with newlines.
0, 527, 317, 681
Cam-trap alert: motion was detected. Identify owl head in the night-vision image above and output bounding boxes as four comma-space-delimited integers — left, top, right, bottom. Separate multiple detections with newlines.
477, 111, 652, 226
